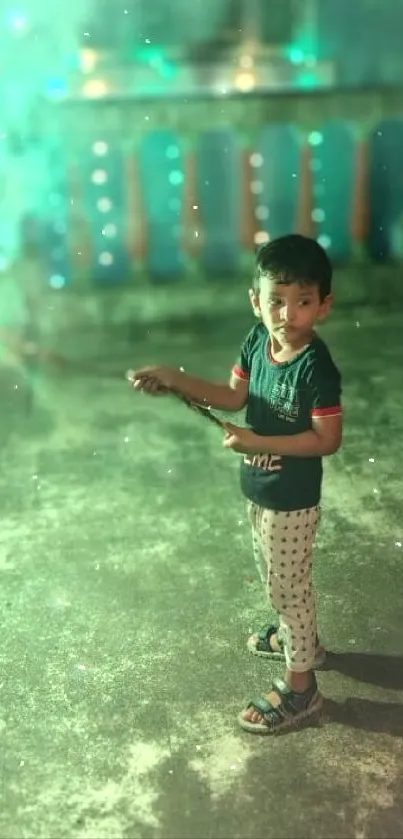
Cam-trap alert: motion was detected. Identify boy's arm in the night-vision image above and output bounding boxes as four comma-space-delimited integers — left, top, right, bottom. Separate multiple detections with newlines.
252, 413, 343, 457
131, 326, 256, 412
132, 365, 248, 412
266, 354, 343, 456
175, 368, 249, 412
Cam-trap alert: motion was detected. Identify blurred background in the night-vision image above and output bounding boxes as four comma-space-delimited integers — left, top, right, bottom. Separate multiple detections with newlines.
1, 0, 403, 329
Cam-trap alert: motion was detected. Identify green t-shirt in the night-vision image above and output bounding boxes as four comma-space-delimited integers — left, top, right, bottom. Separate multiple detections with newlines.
233, 322, 342, 512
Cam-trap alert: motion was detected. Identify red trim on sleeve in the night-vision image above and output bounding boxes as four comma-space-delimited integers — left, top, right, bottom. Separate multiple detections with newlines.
311, 406, 343, 418
232, 364, 249, 381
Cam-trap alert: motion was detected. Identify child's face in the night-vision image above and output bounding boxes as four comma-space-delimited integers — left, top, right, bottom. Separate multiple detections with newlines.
249, 276, 333, 345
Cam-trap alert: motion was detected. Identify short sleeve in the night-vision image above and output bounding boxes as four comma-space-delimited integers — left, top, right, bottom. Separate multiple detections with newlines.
231, 325, 260, 381
307, 359, 342, 418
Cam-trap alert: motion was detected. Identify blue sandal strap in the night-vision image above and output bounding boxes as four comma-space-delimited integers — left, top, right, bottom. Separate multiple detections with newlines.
247, 677, 318, 724
256, 624, 282, 652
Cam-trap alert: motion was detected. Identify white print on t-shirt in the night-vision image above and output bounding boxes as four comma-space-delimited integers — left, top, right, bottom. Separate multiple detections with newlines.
270, 382, 300, 423
244, 453, 282, 472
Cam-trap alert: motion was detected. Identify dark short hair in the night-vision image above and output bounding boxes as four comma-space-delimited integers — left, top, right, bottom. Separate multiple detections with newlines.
254, 234, 332, 301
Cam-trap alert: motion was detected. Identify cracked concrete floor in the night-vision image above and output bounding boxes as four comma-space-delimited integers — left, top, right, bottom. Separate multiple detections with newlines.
1, 301, 403, 839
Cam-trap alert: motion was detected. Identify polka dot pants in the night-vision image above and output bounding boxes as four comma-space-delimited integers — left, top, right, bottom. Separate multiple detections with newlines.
248, 503, 321, 673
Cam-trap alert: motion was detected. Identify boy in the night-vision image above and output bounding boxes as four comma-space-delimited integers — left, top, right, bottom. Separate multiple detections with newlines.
130, 234, 343, 735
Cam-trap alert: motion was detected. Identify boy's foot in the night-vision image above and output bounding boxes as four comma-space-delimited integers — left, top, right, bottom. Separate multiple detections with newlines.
238, 675, 323, 735
247, 623, 326, 669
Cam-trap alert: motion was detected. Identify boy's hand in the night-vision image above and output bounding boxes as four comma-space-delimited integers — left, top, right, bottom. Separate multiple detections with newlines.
223, 423, 261, 454
126, 365, 179, 395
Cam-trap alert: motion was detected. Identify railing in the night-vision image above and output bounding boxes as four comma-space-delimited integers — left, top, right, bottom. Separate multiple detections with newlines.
19, 118, 403, 286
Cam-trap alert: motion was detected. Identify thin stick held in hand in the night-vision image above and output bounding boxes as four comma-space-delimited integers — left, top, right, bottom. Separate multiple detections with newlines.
168, 387, 224, 428
126, 370, 224, 428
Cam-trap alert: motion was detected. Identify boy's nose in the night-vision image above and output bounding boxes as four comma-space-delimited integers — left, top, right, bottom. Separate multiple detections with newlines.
281, 305, 296, 323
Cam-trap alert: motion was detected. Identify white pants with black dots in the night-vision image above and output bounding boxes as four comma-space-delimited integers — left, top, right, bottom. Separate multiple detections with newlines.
248, 503, 321, 673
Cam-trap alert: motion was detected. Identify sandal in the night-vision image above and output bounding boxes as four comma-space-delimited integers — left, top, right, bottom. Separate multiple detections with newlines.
247, 623, 326, 669
238, 675, 323, 735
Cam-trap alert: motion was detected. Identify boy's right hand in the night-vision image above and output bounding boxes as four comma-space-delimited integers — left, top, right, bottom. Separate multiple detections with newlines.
126, 365, 179, 395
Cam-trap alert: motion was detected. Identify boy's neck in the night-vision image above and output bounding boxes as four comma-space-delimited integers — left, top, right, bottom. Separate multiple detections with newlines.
270, 330, 315, 363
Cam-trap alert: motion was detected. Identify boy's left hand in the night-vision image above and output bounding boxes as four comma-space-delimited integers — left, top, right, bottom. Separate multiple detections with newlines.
223, 423, 261, 454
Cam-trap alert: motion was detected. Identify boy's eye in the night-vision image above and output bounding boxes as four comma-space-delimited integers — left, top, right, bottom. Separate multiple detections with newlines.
268, 298, 312, 307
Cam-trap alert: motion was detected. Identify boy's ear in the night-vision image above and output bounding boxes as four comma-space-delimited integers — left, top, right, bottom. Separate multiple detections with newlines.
249, 288, 261, 319
317, 293, 333, 321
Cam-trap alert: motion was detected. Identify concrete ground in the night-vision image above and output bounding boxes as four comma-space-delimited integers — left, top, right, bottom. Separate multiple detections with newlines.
1, 297, 403, 839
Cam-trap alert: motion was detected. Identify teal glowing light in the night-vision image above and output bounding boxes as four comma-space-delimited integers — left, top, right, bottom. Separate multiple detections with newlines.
169, 170, 184, 186
46, 77, 68, 99
166, 145, 180, 160
287, 46, 305, 64
297, 72, 319, 90
308, 131, 323, 147
49, 274, 66, 289
133, 45, 178, 81
8, 11, 28, 31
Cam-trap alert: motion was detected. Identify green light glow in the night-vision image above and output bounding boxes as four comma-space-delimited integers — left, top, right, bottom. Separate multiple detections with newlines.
286, 46, 305, 64
297, 72, 319, 90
